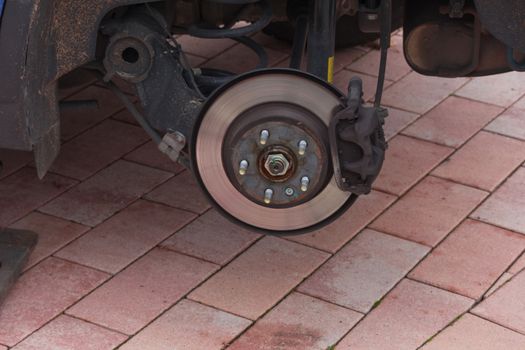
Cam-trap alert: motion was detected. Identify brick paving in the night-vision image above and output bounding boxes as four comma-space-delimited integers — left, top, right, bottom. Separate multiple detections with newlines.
1, 31, 525, 349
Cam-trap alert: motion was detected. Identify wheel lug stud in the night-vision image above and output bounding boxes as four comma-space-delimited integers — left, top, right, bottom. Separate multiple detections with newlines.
264, 188, 274, 204
298, 140, 308, 155
239, 160, 249, 175
300, 176, 310, 192
285, 187, 294, 196
259, 130, 270, 145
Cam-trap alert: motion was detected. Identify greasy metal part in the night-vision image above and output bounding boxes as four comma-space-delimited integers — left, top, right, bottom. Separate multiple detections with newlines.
474, 0, 525, 52
0, 229, 38, 306
104, 35, 154, 83
307, 0, 337, 82
226, 118, 326, 206
222, 101, 330, 208
158, 131, 187, 162
103, 10, 204, 142
264, 152, 292, 177
404, 0, 525, 77
106, 76, 192, 168
259, 145, 297, 182
330, 77, 387, 195
193, 69, 356, 233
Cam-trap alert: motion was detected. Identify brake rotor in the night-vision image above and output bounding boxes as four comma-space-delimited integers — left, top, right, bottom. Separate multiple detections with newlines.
191, 69, 357, 233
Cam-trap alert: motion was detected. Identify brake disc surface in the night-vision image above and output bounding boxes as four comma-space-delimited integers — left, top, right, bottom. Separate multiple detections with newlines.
192, 69, 357, 233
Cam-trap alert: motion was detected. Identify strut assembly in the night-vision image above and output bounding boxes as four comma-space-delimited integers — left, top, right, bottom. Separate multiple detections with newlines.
96, 0, 392, 233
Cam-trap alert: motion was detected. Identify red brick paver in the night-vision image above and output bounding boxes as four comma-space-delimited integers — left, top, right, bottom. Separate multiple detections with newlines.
337, 279, 473, 350
348, 35, 411, 81
11, 315, 127, 350
381, 72, 467, 114
455, 71, 525, 108
9, 212, 90, 270
189, 237, 329, 320
0, 258, 109, 346
432, 131, 525, 191
0, 149, 32, 180
471, 167, 525, 235
287, 190, 396, 253
402, 96, 503, 148
55, 200, 196, 273
49, 120, 148, 180
124, 140, 186, 174
121, 299, 251, 350
420, 313, 525, 350
229, 292, 362, 350
373, 134, 453, 195
409, 219, 525, 299
485, 106, 525, 141
40, 160, 172, 226
370, 176, 488, 247
60, 85, 125, 141
382, 107, 420, 141
0, 168, 77, 227
509, 253, 525, 274
67, 248, 218, 335
160, 209, 261, 265
299, 229, 428, 312
145, 171, 211, 214
473, 270, 525, 334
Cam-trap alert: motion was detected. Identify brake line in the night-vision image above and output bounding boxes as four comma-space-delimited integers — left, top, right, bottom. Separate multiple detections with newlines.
374, 0, 392, 108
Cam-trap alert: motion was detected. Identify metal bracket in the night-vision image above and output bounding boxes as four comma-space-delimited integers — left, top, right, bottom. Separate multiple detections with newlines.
158, 131, 186, 162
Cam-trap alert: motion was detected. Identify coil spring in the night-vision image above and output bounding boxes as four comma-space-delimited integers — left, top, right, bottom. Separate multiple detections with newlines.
187, 0, 272, 94
188, 0, 272, 39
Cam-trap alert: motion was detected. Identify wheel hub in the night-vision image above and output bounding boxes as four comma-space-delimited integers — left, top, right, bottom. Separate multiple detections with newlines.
192, 69, 356, 232
223, 103, 331, 208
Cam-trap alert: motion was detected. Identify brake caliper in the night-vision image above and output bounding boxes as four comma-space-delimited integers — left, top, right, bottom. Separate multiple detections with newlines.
329, 77, 388, 195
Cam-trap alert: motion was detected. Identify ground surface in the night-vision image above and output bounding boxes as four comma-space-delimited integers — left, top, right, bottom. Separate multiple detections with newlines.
1, 31, 525, 349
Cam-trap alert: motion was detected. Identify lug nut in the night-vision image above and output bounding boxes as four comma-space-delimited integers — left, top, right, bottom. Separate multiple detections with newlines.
264, 188, 274, 204
300, 176, 310, 192
239, 160, 249, 175
285, 187, 294, 196
260, 130, 269, 145
298, 140, 308, 156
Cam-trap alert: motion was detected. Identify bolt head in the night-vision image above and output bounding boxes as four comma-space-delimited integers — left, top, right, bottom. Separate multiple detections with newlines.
285, 187, 294, 196
264, 153, 291, 176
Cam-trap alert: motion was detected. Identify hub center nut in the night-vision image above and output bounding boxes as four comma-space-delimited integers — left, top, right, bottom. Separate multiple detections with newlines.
265, 153, 290, 176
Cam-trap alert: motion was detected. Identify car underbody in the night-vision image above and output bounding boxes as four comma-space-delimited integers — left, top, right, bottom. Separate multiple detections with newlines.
0, 0, 524, 234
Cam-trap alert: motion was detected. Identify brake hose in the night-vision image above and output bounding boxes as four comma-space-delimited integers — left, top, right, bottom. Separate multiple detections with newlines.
374, 0, 392, 108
